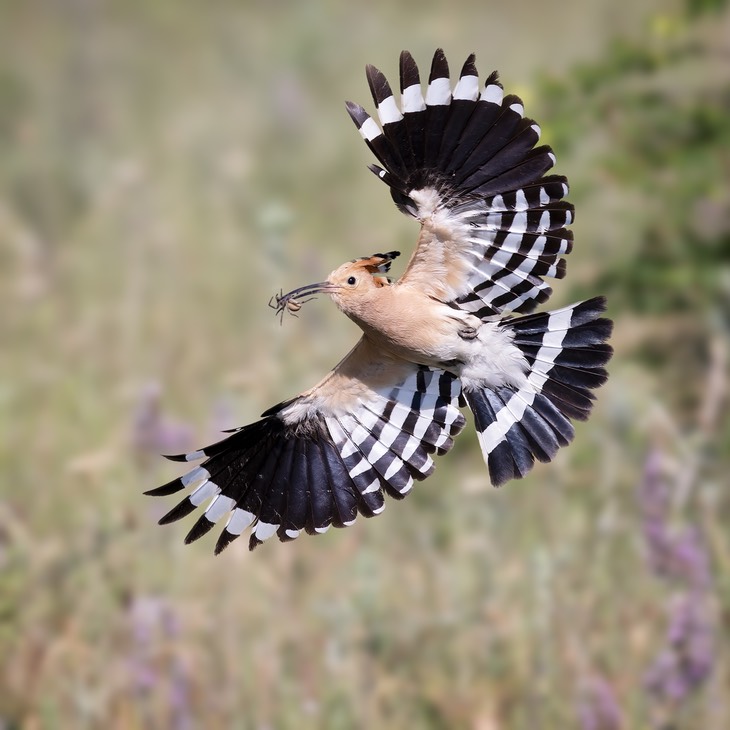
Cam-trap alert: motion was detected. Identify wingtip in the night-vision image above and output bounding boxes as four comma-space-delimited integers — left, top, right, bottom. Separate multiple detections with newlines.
184, 515, 215, 544
575, 295, 610, 318
214, 529, 237, 555
399, 49, 420, 90
143, 479, 184, 497
460, 53, 477, 78
345, 100, 369, 127
399, 49, 415, 64
158, 498, 196, 526
429, 48, 449, 82
162, 452, 188, 463
365, 63, 392, 104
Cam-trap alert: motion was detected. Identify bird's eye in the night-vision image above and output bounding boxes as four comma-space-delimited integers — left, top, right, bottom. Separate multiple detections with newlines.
347, 276, 356, 285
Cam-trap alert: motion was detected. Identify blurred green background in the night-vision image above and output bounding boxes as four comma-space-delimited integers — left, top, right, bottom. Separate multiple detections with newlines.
1, 0, 729, 728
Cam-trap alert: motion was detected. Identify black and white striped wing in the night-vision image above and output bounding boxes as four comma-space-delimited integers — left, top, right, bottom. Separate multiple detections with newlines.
463, 297, 613, 486
325, 367, 464, 503
346, 49, 573, 317
146, 354, 465, 553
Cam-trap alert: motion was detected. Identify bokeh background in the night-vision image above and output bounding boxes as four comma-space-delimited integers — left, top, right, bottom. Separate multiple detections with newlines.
1, 0, 729, 728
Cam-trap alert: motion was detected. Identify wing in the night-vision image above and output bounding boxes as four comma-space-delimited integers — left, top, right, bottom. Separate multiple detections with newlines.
146, 337, 465, 553
346, 49, 573, 317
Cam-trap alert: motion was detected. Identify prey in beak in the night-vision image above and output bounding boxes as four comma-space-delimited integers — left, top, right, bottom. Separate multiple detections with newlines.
269, 282, 336, 324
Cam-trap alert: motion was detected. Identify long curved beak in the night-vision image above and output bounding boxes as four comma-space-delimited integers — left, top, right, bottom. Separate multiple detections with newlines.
280, 281, 336, 301
269, 281, 338, 322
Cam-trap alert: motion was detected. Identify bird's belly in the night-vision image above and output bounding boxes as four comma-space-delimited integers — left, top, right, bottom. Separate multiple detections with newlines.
362, 307, 528, 388
359, 305, 468, 366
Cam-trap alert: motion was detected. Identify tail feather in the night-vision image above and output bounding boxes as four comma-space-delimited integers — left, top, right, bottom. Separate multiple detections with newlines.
530, 392, 575, 447
469, 386, 536, 484
548, 362, 608, 390
540, 378, 595, 421
509, 390, 563, 462
518, 343, 612, 370
464, 296, 613, 486
486, 389, 537, 479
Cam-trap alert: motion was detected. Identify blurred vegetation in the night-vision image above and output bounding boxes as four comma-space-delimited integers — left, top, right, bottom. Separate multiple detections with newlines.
1, 0, 729, 728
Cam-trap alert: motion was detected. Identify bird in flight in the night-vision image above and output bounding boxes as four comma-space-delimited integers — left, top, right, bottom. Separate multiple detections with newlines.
146, 49, 613, 553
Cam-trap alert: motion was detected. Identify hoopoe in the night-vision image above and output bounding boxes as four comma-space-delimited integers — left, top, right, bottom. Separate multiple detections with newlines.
147, 50, 613, 553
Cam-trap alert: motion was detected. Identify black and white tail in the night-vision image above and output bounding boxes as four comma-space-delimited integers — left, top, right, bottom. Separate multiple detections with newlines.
463, 297, 613, 486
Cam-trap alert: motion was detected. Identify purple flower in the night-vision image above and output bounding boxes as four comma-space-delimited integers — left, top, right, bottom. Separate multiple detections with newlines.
577, 675, 623, 730
637, 447, 675, 579
125, 595, 194, 728
128, 596, 166, 695
637, 446, 670, 524
169, 654, 193, 730
637, 449, 712, 590
670, 526, 711, 592
639, 443, 716, 716
645, 592, 714, 703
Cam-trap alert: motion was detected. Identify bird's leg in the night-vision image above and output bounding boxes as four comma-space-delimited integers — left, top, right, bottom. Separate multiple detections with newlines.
458, 324, 478, 341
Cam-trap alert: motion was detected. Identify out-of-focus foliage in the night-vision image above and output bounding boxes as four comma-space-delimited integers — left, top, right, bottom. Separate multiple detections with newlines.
540, 13, 730, 318
1, 1, 729, 729
536, 0, 730, 425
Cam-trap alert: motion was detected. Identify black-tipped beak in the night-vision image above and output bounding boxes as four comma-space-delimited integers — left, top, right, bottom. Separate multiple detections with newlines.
269, 281, 337, 322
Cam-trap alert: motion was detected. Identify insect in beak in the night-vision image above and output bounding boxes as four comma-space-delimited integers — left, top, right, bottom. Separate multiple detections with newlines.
269, 282, 337, 324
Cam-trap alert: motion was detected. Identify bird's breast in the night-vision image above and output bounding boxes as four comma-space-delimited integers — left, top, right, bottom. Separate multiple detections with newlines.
347, 290, 468, 366
345, 288, 528, 388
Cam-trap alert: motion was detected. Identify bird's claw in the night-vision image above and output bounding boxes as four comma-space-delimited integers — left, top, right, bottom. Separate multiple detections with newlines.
458, 325, 478, 341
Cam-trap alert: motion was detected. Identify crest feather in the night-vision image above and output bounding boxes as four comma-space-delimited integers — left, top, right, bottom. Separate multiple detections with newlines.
352, 250, 401, 274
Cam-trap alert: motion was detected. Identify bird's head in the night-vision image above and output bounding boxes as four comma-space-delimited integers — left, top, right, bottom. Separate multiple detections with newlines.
272, 251, 400, 322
